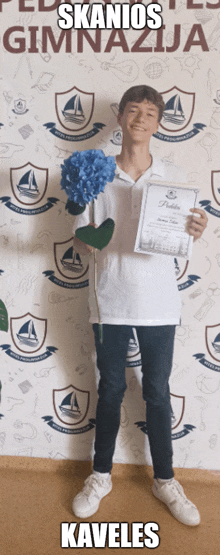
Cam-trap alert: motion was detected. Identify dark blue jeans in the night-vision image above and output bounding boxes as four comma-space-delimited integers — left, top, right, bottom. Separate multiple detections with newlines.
92, 324, 176, 480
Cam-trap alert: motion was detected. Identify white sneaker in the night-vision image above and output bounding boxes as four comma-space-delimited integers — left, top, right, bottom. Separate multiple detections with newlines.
72, 473, 112, 518
152, 478, 200, 526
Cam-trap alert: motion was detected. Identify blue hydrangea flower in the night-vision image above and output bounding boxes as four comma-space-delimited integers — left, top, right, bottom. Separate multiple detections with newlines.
60, 149, 116, 207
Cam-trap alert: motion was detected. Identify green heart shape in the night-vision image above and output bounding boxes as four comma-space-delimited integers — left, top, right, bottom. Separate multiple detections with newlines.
75, 218, 115, 250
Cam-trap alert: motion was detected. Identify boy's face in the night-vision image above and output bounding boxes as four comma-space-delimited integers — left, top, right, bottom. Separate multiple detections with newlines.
117, 99, 159, 144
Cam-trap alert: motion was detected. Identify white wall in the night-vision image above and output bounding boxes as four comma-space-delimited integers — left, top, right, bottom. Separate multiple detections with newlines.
0, 1, 220, 470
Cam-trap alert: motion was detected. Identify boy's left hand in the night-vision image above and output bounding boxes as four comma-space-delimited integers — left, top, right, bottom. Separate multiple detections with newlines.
186, 208, 208, 241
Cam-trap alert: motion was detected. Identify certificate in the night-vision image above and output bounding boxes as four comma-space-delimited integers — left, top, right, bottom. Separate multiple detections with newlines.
134, 181, 199, 259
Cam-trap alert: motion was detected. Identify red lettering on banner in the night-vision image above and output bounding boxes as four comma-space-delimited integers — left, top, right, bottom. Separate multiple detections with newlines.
183, 23, 209, 51
19, 0, 34, 11
28, 26, 39, 52
77, 30, 101, 53
154, 26, 165, 52
38, 0, 60, 10
131, 28, 152, 52
166, 24, 181, 52
206, 0, 220, 7
104, 30, 129, 52
3, 26, 25, 53
187, 0, 203, 8
42, 27, 72, 52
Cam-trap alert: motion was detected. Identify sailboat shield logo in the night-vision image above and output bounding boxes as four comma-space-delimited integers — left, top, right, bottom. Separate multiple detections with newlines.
205, 324, 220, 363
10, 163, 48, 206
160, 87, 195, 133
126, 328, 142, 367
170, 392, 185, 430
126, 328, 140, 360
54, 238, 89, 280
53, 385, 90, 426
174, 258, 189, 281
10, 313, 47, 354
13, 98, 28, 114
211, 170, 220, 206
55, 86, 94, 132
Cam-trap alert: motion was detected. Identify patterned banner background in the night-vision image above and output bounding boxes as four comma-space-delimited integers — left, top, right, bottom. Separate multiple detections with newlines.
1, 1, 220, 471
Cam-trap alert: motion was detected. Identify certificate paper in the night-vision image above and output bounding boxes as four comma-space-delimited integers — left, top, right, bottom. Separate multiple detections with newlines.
134, 182, 199, 259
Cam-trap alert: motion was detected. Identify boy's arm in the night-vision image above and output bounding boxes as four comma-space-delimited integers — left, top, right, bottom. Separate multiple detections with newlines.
186, 208, 208, 241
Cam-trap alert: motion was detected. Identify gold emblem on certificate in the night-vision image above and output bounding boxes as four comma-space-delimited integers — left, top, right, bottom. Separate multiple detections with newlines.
134, 182, 199, 259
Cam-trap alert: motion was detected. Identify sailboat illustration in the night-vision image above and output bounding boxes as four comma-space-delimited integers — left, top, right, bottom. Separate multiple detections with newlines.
163, 94, 186, 125
128, 329, 138, 353
16, 319, 39, 348
59, 392, 81, 419
62, 94, 85, 125
212, 333, 220, 354
171, 404, 176, 425
174, 258, 180, 277
17, 169, 40, 199
61, 246, 83, 273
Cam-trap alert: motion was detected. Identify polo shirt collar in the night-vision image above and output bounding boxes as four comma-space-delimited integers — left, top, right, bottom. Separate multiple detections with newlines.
114, 155, 165, 184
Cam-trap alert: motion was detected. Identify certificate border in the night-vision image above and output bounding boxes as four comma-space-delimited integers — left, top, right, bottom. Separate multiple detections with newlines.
134, 181, 199, 259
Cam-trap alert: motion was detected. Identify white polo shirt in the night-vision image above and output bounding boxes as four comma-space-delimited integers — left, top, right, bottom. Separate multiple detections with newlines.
73, 156, 187, 326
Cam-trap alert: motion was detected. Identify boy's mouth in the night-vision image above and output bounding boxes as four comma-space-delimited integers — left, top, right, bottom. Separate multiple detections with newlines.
131, 125, 146, 131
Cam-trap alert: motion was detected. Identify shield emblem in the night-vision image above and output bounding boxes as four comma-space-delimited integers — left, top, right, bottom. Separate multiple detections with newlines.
160, 86, 195, 133
174, 258, 189, 281
205, 323, 220, 363
211, 170, 220, 206
126, 328, 141, 361
53, 384, 90, 426
170, 392, 185, 430
10, 163, 48, 206
10, 313, 47, 354
214, 90, 220, 105
13, 99, 28, 114
55, 86, 94, 132
54, 238, 89, 280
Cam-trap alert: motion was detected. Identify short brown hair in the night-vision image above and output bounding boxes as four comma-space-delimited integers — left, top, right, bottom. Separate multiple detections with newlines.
118, 85, 165, 122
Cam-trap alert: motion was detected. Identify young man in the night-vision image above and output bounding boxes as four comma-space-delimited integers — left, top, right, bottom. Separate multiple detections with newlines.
72, 85, 208, 525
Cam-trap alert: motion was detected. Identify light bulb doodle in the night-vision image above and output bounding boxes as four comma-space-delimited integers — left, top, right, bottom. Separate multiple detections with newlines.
197, 132, 218, 162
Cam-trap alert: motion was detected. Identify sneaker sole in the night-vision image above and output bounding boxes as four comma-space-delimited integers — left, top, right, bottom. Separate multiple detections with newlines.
72, 483, 112, 519
152, 485, 200, 526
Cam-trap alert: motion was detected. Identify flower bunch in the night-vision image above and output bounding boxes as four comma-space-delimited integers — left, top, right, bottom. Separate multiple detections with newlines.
61, 149, 116, 208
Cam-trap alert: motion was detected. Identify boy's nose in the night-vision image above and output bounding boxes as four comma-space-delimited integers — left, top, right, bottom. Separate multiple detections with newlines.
135, 111, 145, 121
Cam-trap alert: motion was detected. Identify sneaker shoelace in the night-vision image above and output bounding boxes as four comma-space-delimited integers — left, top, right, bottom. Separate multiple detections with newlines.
82, 475, 108, 499
165, 479, 193, 508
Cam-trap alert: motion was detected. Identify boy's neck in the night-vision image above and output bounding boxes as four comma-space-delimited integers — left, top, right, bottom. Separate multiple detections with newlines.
116, 144, 152, 182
